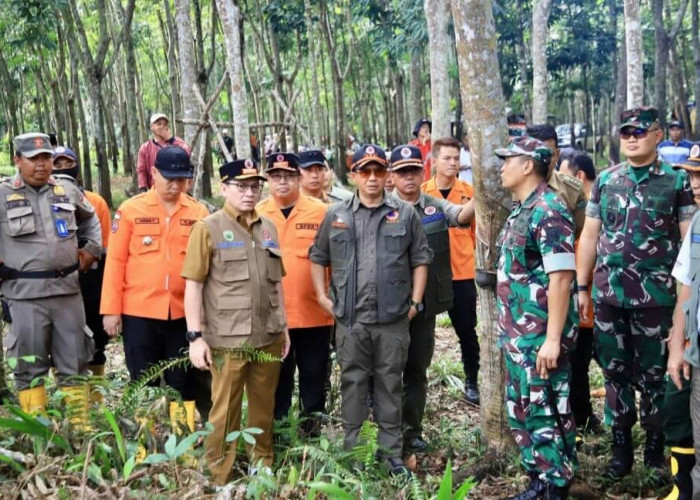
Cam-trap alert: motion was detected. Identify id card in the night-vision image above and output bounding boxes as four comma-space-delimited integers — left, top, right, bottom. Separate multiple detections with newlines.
55, 218, 69, 238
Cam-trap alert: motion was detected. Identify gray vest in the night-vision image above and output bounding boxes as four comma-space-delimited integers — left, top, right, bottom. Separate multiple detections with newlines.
683, 211, 700, 367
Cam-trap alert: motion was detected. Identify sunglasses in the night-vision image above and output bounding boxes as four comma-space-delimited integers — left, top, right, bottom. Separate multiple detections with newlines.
620, 128, 649, 140
355, 167, 387, 179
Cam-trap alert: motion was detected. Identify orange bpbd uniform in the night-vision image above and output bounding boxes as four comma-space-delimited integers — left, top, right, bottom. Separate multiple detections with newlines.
409, 139, 432, 181
100, 189, 209, 319
84, 190, 111, 249
257, 194, 333, 329
421, 177, 476, 280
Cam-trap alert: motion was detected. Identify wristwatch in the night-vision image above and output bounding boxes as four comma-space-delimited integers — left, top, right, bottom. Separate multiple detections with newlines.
410, 300, 425, 313
186, 330, 202, 342
577, 284, 589, 292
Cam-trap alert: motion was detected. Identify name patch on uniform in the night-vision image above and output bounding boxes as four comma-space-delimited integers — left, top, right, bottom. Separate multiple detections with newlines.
180, 219, 196, 226
217, 241, 245, 248
5, 194, 25, 202
49, 196, 70, 204
332, 221, 349, 229
5, 199, 30, 209
692, 233, 700, 244
422, 213, 446, 225
135, 218, 159, 224
296, 223, 319, 230
385, 210, 400, 223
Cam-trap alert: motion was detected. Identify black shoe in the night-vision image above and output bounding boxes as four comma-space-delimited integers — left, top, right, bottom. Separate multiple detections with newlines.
506, 476, 545, 500
465, 382, 480, 406
603, 427, 634, 479
386, 457, 412, 478
644, 431, 666, 470
404, 436, 428, 453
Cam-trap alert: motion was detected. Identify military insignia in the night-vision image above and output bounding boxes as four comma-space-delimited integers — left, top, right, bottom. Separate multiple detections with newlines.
401, 147, 412, 158
223, 230, 235, 242
5, 194, 25, 202
386, 210, 399, 223
142, 236, 153, 246
691, 144, 700, 159
366, 146, 375, 155
262, 229, 272, 241
13, 179, 21, 188
276, 154, 284, 162
424, 206, 436, 216
111, 221, 119, 233
34, 137, 44, 148
332, 221, 349, 229
561, 174, 582, 189
53, 185, 66, 196
245, 159, 254, 168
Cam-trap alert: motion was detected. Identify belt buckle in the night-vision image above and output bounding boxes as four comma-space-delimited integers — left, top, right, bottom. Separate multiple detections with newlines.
55, 269, 65, 278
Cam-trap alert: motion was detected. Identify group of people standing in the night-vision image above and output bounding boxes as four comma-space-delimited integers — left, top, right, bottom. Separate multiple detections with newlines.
4, 105, 700, 499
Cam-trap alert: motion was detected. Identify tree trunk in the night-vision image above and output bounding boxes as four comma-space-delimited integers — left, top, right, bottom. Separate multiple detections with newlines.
609, 0, 625, 164
163, 1, 183, 137
531, 0, 553, 124
305, 0, 323, 145
216, 0, 251, 158
451, 0, 512, 450
624, 0, 644, 107
693, 0, 700, 138
425, 0, 452, 139
409, 52, 423, 126
653, 0, 669, 128
175, 0, 200, 147
515, 0, 531, 123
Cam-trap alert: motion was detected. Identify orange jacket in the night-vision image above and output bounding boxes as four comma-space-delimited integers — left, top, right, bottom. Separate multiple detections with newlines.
257, 194, 334, 329
84, 190, 111, 249
422, 177, 476, 280
101, 189, 209, 320
409, 139, 432, 181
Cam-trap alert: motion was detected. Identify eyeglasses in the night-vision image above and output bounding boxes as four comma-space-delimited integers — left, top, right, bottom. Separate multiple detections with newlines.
620, 128, 649, 140
355, 167, 388, 179
267, 172, 299, 182
227, 182, 261, 193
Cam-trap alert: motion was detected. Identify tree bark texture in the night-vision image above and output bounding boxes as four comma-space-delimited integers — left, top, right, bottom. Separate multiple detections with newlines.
624, 0, 644, 108
531, 0, 552, 124
451, 0, 513, 450
175, 0, 200, 147
693, 0, 700, 138
425, 0, 452, 139
409, 52, 423, 127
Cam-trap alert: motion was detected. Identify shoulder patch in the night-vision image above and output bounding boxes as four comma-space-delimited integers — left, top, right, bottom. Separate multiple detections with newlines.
560, 174, 583, 189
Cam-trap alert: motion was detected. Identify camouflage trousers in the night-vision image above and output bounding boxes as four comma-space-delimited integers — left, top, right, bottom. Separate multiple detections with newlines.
594, 302, 671, 432
504, 350, 577, 487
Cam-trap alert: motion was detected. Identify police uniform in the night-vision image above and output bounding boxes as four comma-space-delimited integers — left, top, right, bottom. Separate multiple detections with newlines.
585, 108, 696, 476
389, 145, 469, 449
182, 159, 285, 484
257, 152, 333, 434
3, 133, 101, 419
101, 146, 209, 432
495, 138, 578, 495
309, 145, 432, 467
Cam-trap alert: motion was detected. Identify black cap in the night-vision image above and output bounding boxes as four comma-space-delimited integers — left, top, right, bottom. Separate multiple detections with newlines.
389, 145, 423, 171
669, 120, 684, 129
298, 149, 327, 168
219, 158, 266, 183
351, 144, 387, 171
265, 152, 300, 173
412, 118, 432, 137
154, 146, 193, 179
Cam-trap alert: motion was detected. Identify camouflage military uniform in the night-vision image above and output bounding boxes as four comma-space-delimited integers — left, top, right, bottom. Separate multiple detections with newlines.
587, 160, 695, 432
497, 182, 578, 488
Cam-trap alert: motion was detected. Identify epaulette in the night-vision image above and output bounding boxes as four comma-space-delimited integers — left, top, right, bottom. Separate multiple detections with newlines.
560, 173, 582, 190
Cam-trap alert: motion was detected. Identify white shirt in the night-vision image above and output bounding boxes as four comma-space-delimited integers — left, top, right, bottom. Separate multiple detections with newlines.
673, 228, 700, 328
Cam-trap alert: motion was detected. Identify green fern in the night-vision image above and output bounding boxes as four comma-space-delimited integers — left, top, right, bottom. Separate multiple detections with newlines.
211, 344, 282, 371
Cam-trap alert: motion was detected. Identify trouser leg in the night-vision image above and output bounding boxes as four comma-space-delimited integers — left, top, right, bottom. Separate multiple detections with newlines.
663, 377, 694, 447
690, 367, 700, 498
505, 354, 537, 476
158, 318, 197, 401
570, 326, 594, 428
5, 298, 52, 389
49, 294, 94, 387
402, 314, 436, 441
448, 280, 479, 383
274, 330, 297, 420
295, 326, 331, 420
79, 259, 108, 366
121, 315, 164, 384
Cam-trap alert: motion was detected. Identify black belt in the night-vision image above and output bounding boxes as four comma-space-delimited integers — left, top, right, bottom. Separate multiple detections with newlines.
0, 263, 79, 280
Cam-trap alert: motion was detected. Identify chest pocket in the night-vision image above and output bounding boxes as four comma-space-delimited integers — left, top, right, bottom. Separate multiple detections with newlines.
267, 247, 283, 282
642, 179, 675, 234
422, 213, 449, 253
502, 214, 529, 250
330, 229, 352, 266
221, 248, 250, 282
52, 203, 79, 234
601, 185, 628, 232
132, 223, 160, 254
295, 229, 317, 258
383, 223, 407, 253
4, 205, 36, 237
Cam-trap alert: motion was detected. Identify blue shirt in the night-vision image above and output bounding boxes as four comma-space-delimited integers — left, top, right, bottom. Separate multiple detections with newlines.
658, 139, 693, 165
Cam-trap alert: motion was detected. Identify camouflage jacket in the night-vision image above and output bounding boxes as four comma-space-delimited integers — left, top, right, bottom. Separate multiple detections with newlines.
586, 160, 695, 308
496, 182, 578, 364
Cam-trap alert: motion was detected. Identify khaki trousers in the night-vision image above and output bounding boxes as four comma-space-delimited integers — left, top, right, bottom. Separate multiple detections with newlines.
690, 366, 700, 498
205, 338, 282, 484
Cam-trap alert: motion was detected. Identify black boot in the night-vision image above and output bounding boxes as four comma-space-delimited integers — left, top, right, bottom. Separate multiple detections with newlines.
643, 431, 665, 470
603, 427, 634, 479
661, 447, 695, 500
465, 381, 480, 406
542, 482, 569, 500
506, 475, 545, 500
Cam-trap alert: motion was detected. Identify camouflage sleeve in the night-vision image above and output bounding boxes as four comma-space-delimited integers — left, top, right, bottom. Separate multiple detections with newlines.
309, 210, 333, 267
535, 212, 576, 274
585, 178, 602, 219
676, 170, 697, 222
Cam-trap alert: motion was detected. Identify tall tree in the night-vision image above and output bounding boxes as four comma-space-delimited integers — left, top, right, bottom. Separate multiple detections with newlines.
424, 0, 452, 139
693, 0, 700, 138
531, 0, 553, 124
175, 0, 199, 147
624, 0, 644, 107
451, 0, 512, 449
216, 0, 251, 158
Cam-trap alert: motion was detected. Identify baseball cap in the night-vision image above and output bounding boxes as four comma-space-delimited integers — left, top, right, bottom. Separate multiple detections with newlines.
150, 113, 169, 126
265, 152, 300, 173
669, 120, 684, 130
298, 149, 327, 168
412, 118, 432, 137
220, 158, 266, 183
14, 133, 53, 158
389, 145, 423, 171
351, 144, 387, 171
674, 143, 700, 172
53, 146, 78, 164
495, 136, 552, 165
154, 146, 193, 179
619, 107, 659, 131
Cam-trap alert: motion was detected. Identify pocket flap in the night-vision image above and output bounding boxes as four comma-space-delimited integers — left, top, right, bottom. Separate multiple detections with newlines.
219, 295, 252, 309
221, 248, 247, 261
52, 203, 75, 212
7, 206, 33, 219
269, 294, 279, 307
295, 247, 311, 258
383, 224, 407, 237
133, 223, 161, 236
267, 247, 282, 258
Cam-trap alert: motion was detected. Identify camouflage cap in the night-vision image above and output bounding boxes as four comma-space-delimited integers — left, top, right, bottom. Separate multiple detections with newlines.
14, 133, 53, 158
673, 143, 700, 172
495, 136, 552, 165
619, 107, 659, 131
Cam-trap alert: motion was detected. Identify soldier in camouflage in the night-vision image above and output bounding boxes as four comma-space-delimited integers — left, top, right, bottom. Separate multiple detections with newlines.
496, 136, 578, 500
577, 107, 696, 479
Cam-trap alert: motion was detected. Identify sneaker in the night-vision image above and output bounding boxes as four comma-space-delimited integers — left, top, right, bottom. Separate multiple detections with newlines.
404, 436, 428, 453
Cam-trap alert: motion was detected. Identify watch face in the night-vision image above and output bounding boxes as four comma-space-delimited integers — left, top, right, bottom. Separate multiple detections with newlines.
186, 331, 201, 342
